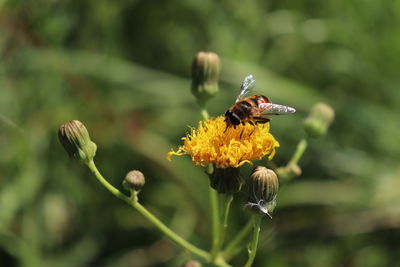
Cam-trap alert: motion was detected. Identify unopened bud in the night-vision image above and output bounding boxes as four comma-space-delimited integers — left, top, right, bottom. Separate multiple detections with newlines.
191, 51, 221, 106
209, 167, 242, 194
247, 166, 279, 218
123, 170, 145, 192
58, 120, 97, 163
183, 260, 202, 267
304, 103, 334, 138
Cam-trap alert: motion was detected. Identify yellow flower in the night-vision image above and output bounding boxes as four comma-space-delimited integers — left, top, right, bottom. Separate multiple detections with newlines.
167, 116, 280, 168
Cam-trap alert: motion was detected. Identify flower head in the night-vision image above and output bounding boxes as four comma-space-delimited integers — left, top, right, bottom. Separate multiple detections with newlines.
167, 116, 279, 168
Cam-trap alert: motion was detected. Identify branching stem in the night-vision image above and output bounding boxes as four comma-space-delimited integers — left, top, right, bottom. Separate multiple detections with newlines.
86, 160, 211, 262
223, 219, 253, 260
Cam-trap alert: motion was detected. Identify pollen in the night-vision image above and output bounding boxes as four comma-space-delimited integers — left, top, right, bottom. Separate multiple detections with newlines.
167, 116, 280, 168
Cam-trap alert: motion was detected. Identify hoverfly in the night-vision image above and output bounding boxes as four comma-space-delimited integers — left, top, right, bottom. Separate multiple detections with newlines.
224, 75, 295, 129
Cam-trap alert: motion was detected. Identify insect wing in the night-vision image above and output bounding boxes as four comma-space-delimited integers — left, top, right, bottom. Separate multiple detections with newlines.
258, 103, 296, 116
235, 74, 256, 102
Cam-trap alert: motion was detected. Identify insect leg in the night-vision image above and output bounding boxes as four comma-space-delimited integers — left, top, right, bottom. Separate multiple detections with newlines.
224, 124, 229, 133
253, 117, 271, 124
248, 120, 256, 136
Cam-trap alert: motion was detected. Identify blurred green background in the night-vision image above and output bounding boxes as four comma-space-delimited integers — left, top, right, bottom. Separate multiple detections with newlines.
1, 0, 400, 266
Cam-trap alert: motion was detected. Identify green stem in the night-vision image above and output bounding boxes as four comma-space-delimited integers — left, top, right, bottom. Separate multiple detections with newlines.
87, 160, 130, 203
86, 160, 210, 261
223, 219, 253, 260
221, 195, 233, 240
132, 202, 210, 259
211, 194, 233, 263
244, 215, 262, 267
287, 138, 308, 167
277, 138, 308, 181
208, 173, 220, 261
200, 108, 210, 120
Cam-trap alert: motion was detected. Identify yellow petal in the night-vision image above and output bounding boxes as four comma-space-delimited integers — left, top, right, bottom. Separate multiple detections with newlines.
167, 116, 279, 168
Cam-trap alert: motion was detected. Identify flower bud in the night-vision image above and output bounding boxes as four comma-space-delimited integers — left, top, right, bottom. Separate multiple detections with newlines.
209, 167, 242, 194
304, 103, 334, 138
123, 170, 145, 192
183, 260, 202, 267
247, 166, 279, 218
191, 51, 221, 106
58, 120, 97, 163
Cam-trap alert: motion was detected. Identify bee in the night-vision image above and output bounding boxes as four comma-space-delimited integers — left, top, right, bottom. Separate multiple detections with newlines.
224, 75, 296, 129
